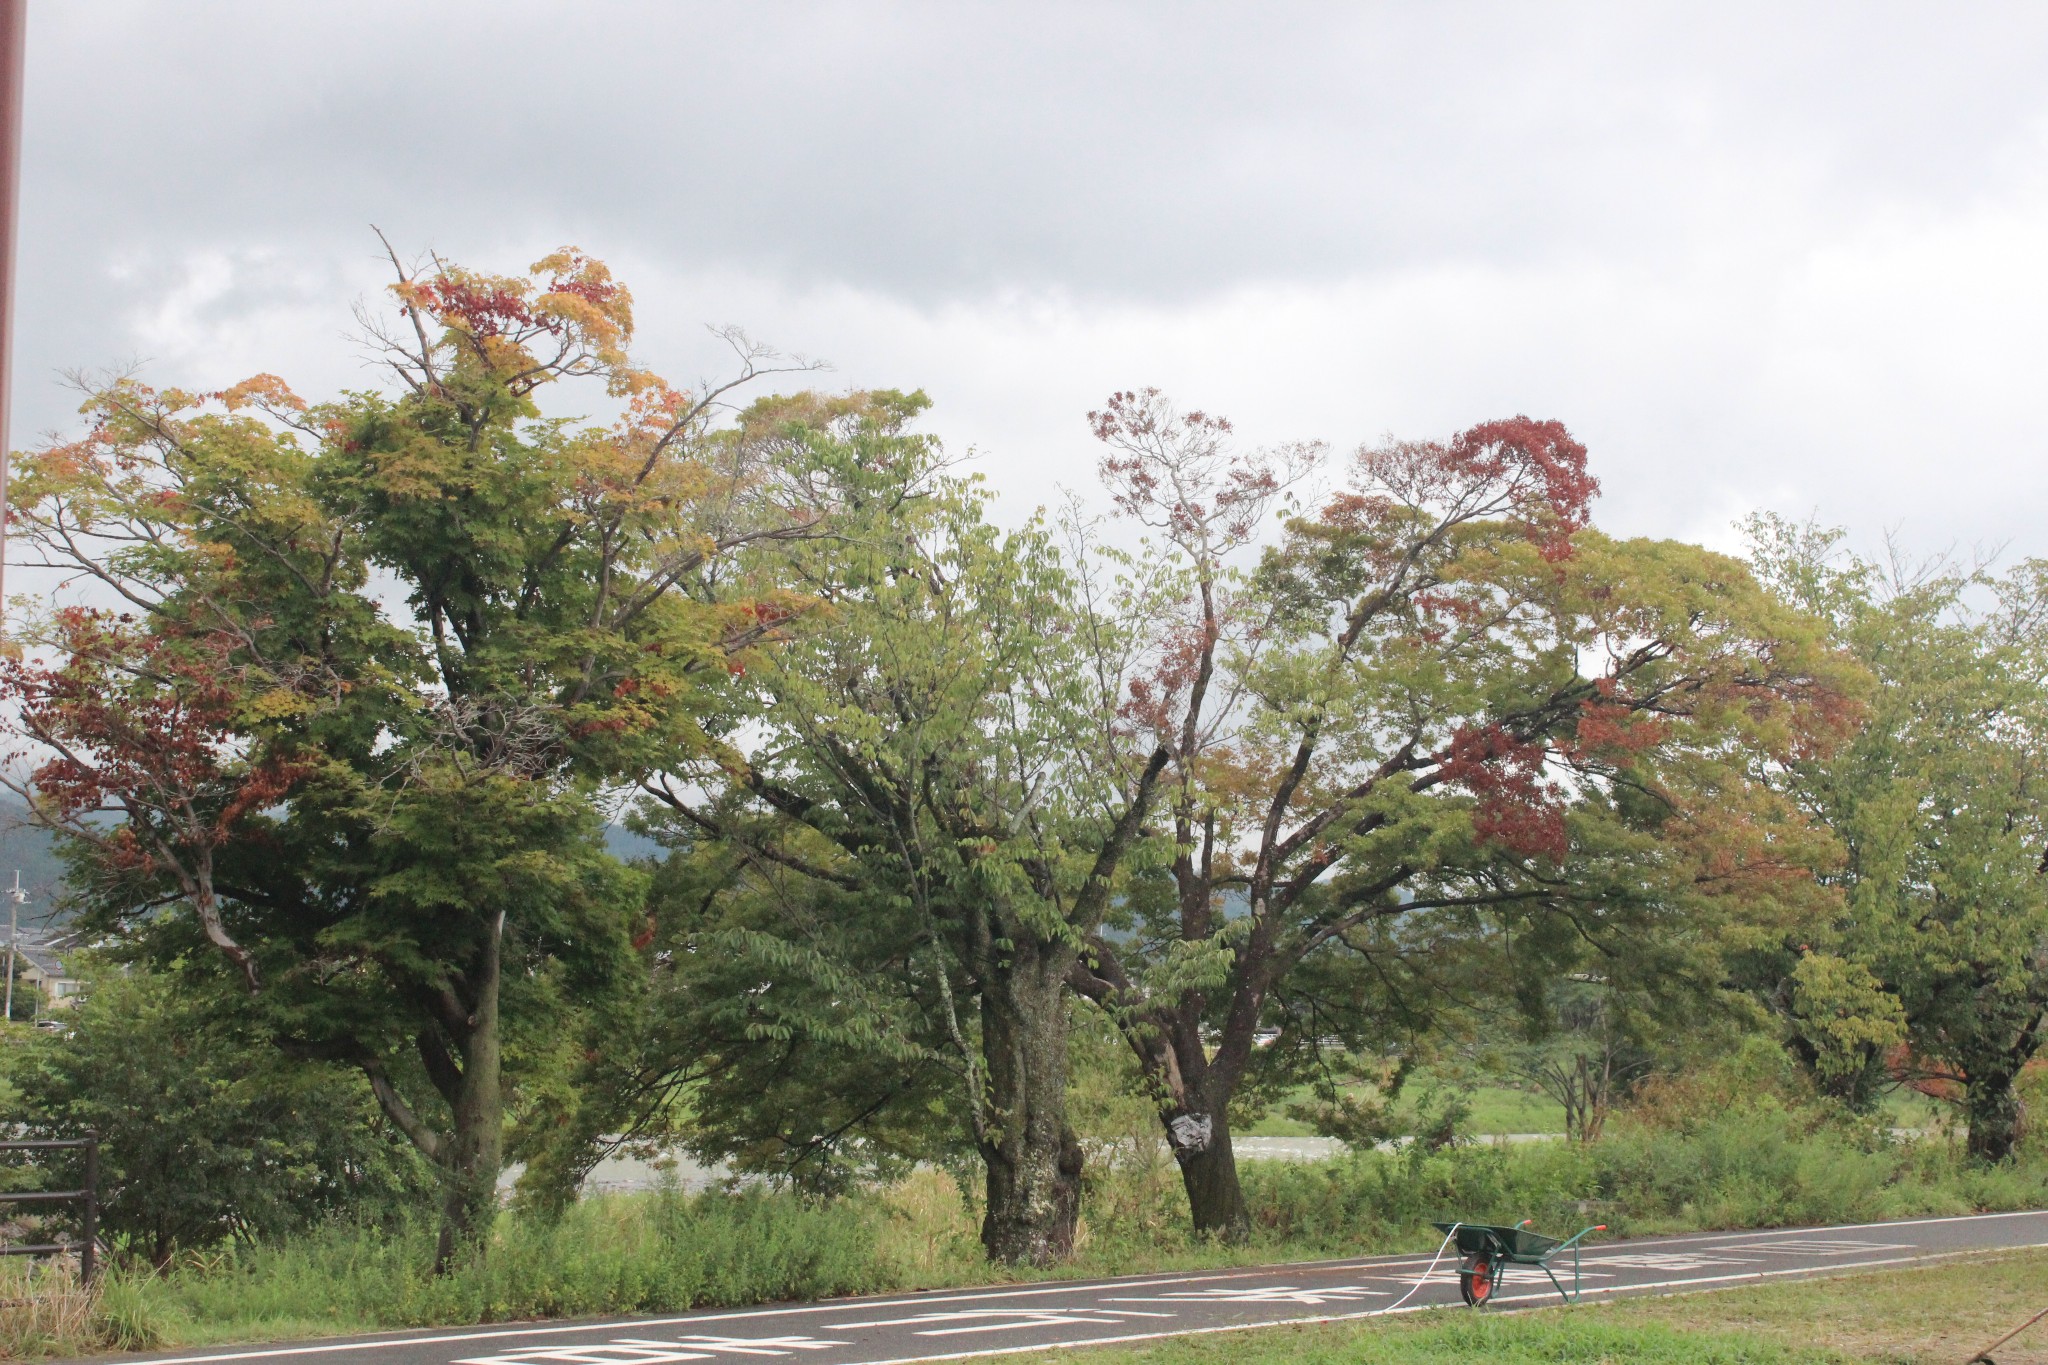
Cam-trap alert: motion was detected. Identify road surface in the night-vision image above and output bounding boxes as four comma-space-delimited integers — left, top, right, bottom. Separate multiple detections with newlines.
100, 1210, 2048, 1365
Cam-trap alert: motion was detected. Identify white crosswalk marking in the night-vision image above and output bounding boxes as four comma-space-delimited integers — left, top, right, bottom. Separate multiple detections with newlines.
1591, 1253, 1750, 1271
822, 1308, 1174, 1337
455, 1335, 848, 1365
612, 1338, 848, 1356
1105, 1285, 1392, 1305
454, 1346, 712, 1365
1376, 1267, 1614, 1288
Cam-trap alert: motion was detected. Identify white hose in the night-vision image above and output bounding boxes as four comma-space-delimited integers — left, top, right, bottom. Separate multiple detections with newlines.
1363, 1222, 1463, 1315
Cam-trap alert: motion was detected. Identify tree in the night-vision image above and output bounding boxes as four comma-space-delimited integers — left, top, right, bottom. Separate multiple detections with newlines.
1506, 978, 1656, 1144
3, 962, 430, 1267
1069, 393, 1855, 1237
515, 815, 972, 1209
1746, 516, 2048, 1159
0, 246, 816, 1266
624, 392, 1172, 1264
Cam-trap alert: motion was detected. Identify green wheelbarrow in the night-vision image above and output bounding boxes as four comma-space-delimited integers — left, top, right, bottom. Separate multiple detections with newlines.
1430, 1220, 1607, 1306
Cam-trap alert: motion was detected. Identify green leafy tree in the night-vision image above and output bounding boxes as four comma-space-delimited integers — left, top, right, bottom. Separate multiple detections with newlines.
0, 246, 815, 1266
3, 963, 429, 1267
1504, 978, 1656, 1143
1747, 515, 2048, 1158
621, 392, 1172, 1265
518, 819, 970, 1208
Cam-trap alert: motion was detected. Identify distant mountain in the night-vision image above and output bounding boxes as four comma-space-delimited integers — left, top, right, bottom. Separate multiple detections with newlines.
0, 800, 661, 923
604, 823, 663, 861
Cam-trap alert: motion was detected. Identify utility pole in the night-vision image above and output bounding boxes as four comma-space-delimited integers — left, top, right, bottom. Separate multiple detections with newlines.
3, 870, 19, 1023
0, 0, 24, 625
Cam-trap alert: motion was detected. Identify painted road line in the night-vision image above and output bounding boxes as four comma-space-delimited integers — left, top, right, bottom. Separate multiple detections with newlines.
608, 1340, 851, 1356
820, 1311, 1177, 1338
452, 1347, 718, 1365
1713, 1238, 1915, 1255
1102, 1286, 1394, 1305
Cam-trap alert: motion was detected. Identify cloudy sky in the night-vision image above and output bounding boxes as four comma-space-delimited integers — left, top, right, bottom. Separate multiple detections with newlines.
12, 2, 2048, 557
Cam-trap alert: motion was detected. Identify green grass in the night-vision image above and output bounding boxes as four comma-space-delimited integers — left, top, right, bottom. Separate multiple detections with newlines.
1006, 1315, 1838, 1364
988, 1249, 2048, 1365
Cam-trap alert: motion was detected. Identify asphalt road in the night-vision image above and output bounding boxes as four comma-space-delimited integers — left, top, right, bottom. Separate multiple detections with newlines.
105, 1210, 2048, 1365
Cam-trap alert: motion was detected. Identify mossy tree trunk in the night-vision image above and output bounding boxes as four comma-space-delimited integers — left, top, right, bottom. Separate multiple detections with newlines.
978, 939, 1084, 1266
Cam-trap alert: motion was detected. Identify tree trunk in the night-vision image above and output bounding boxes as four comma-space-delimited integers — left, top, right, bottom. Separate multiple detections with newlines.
1164, 1104, 1250, 1239
978, 944, 1083, 1266
434, 915, 506, 1273
1964, 1062, 2026, 1163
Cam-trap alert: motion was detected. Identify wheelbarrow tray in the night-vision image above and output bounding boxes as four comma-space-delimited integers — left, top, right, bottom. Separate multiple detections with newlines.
1432, 1223, 1563, 1261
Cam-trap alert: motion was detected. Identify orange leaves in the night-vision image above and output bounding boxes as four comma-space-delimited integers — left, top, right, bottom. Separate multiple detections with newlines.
1119, 610, 1217, 738
214, 373, 306, 413
1569, 698, 1670, 763
389, 246, 637, 393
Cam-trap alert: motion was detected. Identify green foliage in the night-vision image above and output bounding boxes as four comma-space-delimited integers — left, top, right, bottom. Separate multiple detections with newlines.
1501, 979, 1659, 1143
607, 391, 1175, 1262
1744, 514, 2048, 1155
0, 965, 430, 1266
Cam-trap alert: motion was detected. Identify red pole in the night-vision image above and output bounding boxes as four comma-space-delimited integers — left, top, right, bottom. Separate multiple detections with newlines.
0, 0, 23, 629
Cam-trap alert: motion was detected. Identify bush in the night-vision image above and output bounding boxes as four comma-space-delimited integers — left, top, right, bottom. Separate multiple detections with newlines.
1, 966, 432, 1267
1224, 1045, 2048, 1254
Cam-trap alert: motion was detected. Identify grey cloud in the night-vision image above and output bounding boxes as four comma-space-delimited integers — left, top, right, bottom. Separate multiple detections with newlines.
23, 2, 2048, 298
9, 1, 2048, 559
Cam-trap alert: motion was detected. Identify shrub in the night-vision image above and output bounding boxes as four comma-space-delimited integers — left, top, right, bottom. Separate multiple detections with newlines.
1, 966, 430, 1267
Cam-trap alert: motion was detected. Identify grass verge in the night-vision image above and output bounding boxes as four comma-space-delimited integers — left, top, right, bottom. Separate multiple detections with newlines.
984, 1249, 2048, 1365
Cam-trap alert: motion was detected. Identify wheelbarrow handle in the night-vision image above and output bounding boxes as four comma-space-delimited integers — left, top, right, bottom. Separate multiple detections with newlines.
1553, 1224, 1608, 1251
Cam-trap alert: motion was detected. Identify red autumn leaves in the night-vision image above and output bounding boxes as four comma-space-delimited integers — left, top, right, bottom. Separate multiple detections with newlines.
0, 609, 303, 876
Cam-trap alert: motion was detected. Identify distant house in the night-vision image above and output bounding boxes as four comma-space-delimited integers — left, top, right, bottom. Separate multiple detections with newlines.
5, 928, 85, 1015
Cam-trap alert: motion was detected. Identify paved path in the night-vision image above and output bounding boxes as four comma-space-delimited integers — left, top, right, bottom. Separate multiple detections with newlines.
106, 1210, 2048, 1365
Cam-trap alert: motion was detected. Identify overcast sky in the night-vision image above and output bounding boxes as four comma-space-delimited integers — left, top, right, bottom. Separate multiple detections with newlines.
12, 2, 2048, 559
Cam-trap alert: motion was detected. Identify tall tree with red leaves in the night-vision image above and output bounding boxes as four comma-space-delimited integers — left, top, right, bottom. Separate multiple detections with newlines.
1069, 392, 1857, 1237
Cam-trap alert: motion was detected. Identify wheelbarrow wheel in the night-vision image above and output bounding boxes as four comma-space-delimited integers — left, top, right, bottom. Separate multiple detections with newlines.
1458, 1252, 1498, 1307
